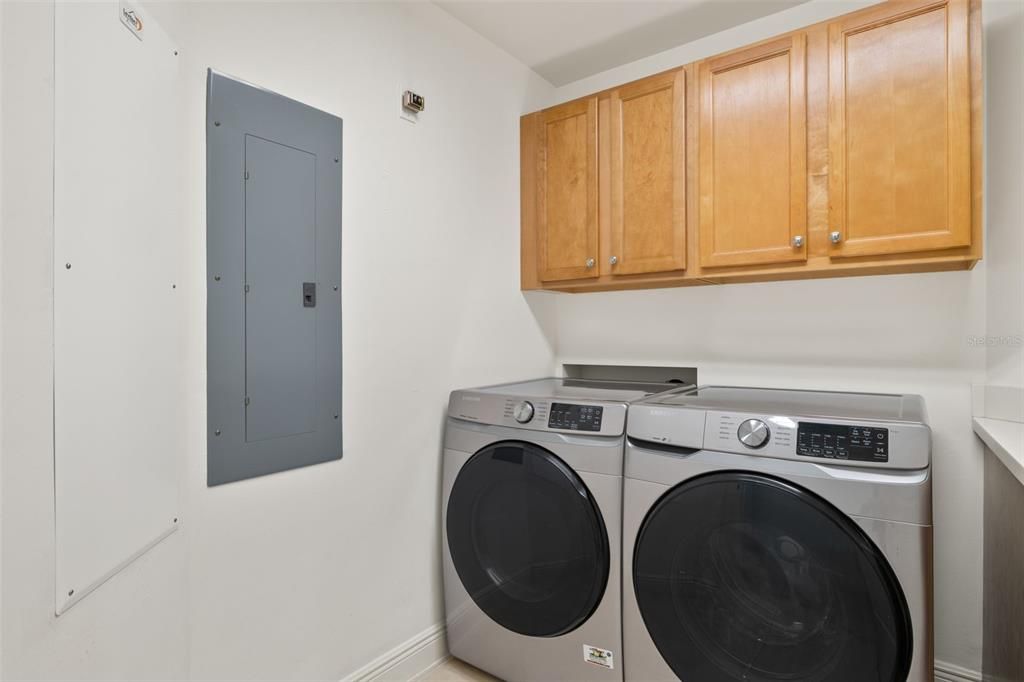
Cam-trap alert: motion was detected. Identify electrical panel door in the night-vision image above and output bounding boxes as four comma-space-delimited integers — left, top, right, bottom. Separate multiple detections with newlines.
207, 71, 342, 485
244, 135, 317, 443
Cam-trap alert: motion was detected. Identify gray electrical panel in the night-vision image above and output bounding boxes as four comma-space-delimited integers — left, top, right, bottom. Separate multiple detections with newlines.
206, 70, 342, 486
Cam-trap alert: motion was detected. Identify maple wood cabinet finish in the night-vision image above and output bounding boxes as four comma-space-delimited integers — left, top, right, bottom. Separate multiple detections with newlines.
520, 0, 982, 293
698, 35, 807, 269
828, 0, 972, 258
606, 69, 687, 276
537, 98, 599, 282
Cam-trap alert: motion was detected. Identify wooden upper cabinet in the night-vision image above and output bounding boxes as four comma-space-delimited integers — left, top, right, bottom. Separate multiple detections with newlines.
538, 98, 599, 282
698, 35, 808, 269
519, 0, 980, 292
828, 0, 971, 258
605, 69, 687, 276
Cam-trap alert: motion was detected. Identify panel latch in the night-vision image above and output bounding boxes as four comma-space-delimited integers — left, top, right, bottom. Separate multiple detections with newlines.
303, 282, 316, 308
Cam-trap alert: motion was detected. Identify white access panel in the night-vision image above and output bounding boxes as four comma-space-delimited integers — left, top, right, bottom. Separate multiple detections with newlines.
54, 1, 184, 614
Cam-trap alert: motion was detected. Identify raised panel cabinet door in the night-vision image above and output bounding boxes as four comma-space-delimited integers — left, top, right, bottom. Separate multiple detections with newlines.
699, 35, 808, 269
539, 98, 599, 282
828, 0, 971, 258
608, 69, 687, 276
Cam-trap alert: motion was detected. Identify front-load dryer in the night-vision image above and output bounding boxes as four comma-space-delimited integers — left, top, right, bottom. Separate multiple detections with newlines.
623, 385, 933, 682
442, 377, 680, 682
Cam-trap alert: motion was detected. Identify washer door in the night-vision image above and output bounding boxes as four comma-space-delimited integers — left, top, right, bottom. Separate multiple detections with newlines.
446, 440, 610, 637
633, 471, 913, 682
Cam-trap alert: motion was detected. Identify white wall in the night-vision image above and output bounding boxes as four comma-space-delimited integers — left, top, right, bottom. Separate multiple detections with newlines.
983, 0, 1024, 391
0, 0, 5, 673
527, 0, 1020, 674
174, 3, 558, 677
1, 1, 558, 679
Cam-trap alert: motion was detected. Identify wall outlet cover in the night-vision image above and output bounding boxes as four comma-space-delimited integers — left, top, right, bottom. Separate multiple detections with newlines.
399, 86, 419, 124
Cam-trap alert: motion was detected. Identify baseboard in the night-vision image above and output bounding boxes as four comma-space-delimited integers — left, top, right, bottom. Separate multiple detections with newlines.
342, 632, 978, 682
936, 659, 983, 682
342, 622, 448, 682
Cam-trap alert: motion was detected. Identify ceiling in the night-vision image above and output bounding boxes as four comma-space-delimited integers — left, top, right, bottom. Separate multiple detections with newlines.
435, 0, 811, 86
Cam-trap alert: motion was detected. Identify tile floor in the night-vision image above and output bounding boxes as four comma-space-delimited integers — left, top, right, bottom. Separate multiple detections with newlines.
414, 657, 500, 681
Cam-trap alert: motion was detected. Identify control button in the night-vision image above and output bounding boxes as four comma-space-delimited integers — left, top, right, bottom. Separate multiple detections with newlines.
737, 419, 770, 449
512, 401, 535, 424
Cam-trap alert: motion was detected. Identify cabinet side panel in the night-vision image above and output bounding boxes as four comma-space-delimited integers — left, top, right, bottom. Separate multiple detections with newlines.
520, 113, 541, 289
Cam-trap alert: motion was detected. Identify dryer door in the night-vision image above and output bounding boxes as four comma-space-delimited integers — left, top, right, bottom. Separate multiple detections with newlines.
446, 440, 610, 637
633, 471, 913, 682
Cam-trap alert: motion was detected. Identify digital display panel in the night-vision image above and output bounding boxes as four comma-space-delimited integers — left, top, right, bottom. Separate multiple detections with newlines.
797, 422, 888, 463
548, 403, 603, 432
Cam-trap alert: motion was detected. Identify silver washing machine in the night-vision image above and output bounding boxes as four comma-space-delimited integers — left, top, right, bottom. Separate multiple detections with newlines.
623, 386, 933, 682
442, 378, 682, 682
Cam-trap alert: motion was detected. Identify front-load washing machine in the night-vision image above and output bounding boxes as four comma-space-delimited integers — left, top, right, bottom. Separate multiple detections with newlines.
442, 377, 680, 682
623, 386, 933, 682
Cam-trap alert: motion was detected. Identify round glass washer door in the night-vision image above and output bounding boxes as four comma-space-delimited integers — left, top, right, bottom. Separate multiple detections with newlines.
633, 471, 913, 682
446, 440, 610, 637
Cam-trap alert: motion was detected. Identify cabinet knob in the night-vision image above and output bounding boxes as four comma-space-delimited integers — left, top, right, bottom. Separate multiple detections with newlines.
791, 235, 804, 248
585, 258, 595, 269
609, 256, 618, 266
830, 231, 842, 244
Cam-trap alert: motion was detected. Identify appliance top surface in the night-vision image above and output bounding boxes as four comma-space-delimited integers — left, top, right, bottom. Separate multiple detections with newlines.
471, 377, 685, 404
645, 385, 927, 424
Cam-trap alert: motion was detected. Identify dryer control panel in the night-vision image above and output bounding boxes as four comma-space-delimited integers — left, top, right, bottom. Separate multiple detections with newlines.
548, 403, 603, 432
797, 422, 889, 463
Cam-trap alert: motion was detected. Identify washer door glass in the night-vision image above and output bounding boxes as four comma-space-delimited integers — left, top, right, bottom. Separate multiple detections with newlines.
446, 440, 610, 637
633, 471, 913, 682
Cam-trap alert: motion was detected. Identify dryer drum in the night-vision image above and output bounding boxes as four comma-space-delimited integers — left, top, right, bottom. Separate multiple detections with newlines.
446, 440, 610, 637
633, 470, 913, 682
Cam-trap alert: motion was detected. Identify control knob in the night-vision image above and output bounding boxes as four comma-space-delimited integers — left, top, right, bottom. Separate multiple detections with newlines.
737, 419, 770, 449
513, 401, 535, 424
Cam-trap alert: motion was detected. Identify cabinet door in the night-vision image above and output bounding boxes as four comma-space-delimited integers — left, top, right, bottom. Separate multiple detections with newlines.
539, 98, 599, 282
698, 35, 807, 269
607, 69, 687, 276
828, 0, 970, 258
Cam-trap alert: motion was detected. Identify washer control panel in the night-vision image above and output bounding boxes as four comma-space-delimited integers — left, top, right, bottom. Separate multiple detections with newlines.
449, 391, 627, 436
548, 403, 604, 432
697, 410, 919, 469
797, 422, 889, 463
630, 406, 929, 470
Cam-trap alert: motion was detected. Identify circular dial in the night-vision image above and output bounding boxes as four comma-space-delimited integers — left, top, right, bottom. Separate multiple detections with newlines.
737, 419, 770, 449
513, 400, 535, 424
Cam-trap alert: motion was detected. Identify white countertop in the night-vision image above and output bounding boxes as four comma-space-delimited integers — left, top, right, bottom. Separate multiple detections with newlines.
973, 417, 1024, 487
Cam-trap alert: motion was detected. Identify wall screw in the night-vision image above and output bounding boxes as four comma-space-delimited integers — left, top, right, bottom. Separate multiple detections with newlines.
65, 263, 71, 270
214, 121, 221, 127
173, 50, 178, 56
334, 158, 339, 163
214, 429, 221, 436
173, 517, 178, 523
333, 415, 339, 420
172, 284, 177, 289
332, 285, 338, 291
214, 275, 221, 281
68, 589, 74, 597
